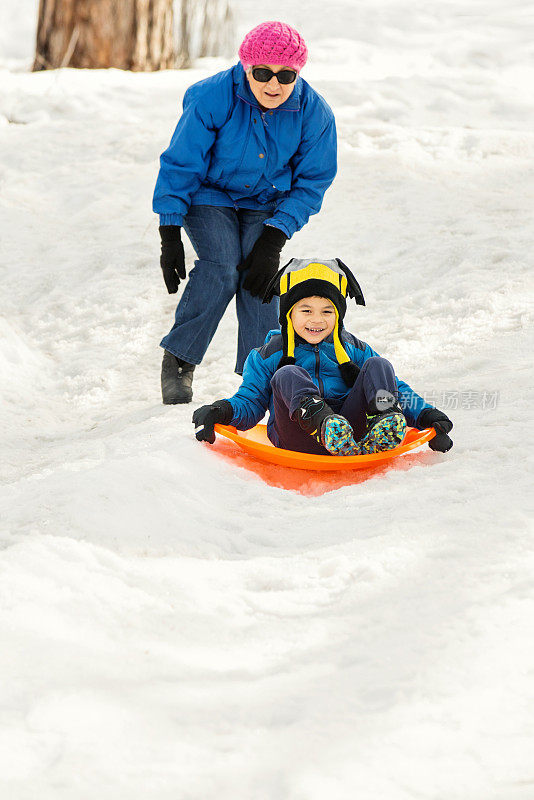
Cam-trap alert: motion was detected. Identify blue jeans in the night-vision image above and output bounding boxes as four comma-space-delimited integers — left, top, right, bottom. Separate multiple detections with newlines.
160, 205, 280, 374
269, 357, 398, 454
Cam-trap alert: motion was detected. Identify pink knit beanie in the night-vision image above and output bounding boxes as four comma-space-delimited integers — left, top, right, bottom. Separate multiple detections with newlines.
239, 21, 308, 72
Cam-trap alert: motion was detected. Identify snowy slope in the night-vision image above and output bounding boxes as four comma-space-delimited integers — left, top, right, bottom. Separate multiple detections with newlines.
1, 1, 534, 798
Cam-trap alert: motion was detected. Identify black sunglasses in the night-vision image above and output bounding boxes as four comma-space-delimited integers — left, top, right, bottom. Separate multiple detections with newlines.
251, 67, 298, 85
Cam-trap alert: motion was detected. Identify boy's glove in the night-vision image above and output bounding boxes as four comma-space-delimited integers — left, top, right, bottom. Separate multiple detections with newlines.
159, 225, 186, 294
417, 408, 453, 452
237, 225, 288, 298
192, 400, 233, 444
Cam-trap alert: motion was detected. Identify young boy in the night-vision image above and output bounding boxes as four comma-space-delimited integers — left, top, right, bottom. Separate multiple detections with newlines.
192, 259, 453, 456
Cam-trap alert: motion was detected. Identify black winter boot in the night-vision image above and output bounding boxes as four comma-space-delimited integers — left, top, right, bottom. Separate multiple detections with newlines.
161, 350, 195, 404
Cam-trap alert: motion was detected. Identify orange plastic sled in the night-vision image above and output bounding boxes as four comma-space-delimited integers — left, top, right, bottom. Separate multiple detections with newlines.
214, 423, 435, 471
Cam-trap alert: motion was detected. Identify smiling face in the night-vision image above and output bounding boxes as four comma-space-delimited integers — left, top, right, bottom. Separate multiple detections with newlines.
290, 296, 337, 344
246, 64, 297, 109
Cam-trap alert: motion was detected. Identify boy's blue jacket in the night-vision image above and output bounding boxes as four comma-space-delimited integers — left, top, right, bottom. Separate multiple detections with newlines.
152, 64, 337, 238
225, 330, 432, 436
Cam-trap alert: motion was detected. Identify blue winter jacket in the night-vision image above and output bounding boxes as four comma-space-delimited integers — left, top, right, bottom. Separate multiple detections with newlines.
225, 330, 432, 440
152, 64, 337, 238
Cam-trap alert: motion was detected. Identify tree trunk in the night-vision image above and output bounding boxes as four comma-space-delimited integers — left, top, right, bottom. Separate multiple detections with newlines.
176, 0, 192, 69
33, 0, 174, 71
176, 0, 234, 67
199, 0, 233, 59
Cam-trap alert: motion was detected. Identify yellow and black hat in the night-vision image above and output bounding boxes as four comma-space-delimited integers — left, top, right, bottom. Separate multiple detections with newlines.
262, 258, 366, 386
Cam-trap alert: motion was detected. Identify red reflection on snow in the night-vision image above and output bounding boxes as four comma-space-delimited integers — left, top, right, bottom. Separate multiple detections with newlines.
211, 437, 435, 497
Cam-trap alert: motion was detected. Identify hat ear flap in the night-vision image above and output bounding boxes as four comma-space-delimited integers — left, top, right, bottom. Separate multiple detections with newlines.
335, 258, 365, 306
261, 259, 294, 303
277, 355, 296, 370
339, 360, 361, 387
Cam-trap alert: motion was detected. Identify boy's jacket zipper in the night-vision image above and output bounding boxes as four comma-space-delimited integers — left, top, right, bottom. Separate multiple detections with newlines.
314, 345, 324, 396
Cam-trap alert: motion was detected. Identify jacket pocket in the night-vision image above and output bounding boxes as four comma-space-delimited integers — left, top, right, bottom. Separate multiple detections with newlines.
209, 118, 252, 182
270, 167, 292, 193
206, 158, 223, 184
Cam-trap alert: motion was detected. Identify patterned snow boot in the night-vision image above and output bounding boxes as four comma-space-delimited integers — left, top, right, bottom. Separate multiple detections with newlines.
295, 395, 357, 456
161, 350, 195, 404
353, 398, 407, 455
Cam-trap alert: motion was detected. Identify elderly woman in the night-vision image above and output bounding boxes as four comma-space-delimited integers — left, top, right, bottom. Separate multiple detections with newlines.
153, 21, 337, 403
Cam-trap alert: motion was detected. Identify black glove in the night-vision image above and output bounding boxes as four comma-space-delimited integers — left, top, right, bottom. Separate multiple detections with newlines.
192, 400, 233, 444
418, 408, 453, 452
159, 225, 186, 294
236, 225, 288, 298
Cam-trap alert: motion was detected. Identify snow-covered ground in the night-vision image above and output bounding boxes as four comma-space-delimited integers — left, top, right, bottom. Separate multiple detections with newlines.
1, 1, 534, 798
